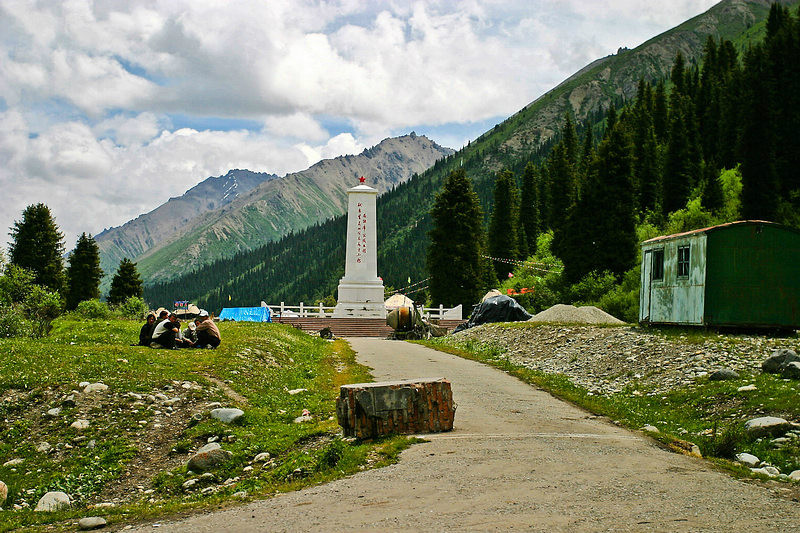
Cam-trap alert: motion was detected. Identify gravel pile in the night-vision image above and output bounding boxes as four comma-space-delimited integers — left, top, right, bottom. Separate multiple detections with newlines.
529, 304, 625, 325
453, 323, 800, 396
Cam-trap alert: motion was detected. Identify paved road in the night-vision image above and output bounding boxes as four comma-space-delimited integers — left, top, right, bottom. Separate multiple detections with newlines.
129, 338, 800, 532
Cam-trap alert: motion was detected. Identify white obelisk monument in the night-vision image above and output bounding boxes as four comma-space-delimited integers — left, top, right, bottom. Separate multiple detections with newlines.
333, 177, 386, 318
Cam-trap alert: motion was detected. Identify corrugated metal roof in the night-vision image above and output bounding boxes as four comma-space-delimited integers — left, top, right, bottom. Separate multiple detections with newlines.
642, 220, 782, 244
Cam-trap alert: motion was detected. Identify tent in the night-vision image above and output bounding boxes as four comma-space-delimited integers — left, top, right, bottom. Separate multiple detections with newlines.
454, 294, 532, 332
218, 307, 272, 322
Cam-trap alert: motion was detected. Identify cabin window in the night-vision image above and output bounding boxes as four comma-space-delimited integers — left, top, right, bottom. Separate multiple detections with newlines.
677, 245, 690, 278
652, 249, 664, 280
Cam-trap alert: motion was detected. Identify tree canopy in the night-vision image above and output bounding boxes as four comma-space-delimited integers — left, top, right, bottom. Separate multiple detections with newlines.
8, 203, 65, 293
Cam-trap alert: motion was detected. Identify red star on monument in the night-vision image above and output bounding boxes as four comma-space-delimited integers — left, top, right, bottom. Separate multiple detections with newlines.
359, 176, 366, 183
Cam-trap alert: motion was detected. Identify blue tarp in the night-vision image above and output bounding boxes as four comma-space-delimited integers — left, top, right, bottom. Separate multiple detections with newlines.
218, 307, 272, 322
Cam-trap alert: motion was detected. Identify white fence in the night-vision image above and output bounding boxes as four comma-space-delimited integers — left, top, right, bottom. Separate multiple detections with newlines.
267, 302, 462, 320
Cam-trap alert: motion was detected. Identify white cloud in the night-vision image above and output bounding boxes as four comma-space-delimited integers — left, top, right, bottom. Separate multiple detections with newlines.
0, 0, 723, 251
263, 113, 329, 142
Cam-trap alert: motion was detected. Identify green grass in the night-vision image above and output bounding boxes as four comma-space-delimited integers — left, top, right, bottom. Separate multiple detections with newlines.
419, 334, 800, 480
0, 317, 412, 531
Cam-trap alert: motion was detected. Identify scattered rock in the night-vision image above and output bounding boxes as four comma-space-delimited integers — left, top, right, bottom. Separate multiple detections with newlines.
789, 470, 800, 481
751, 467, 780, 477
45, 407, 62, 417
745, 416, 792, 438
782, 361, 800, 379
182, 479, 198, 491
3, 458, 23, 467
294, 413, 313, 424
188, 413, 204, 427
36, 442, 52, 454
62, 394, 77, 407
78, 516, 107, 530
91, 502, 115, 509
288, 388, 307, 395
207, 402, 223, 409
737, 384, 757, 392
0, 481, 7, 506
253, 452, 271, 463
232, 491, 247, 499
35, 491, 71, 511
162, 397, 181, 407
187, 443, 232, 472
642, 425, 659, 433
210, 408, 244, 424
83, 383, 108, 394
79, 381, 90, 388
71, 419, 90, 430
735, 452, 760, 467
708, 368, 739, 381
762, 348, 800, 374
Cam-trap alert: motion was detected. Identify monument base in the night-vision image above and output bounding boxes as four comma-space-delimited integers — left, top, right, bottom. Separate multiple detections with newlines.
334, 279, 386, 318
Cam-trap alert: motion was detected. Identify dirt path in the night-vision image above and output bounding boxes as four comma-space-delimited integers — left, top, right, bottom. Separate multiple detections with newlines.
128, 338, 800, 532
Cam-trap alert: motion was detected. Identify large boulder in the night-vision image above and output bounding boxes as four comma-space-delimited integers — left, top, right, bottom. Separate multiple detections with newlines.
35, 491, 71, 511
782, 361, 800, 380
762, 349, 800, 374
210, 408, 244, 424
709, 368, 739, 381
187, 443, 232, 472
744, 416, 792, 438
78, 517, 107, 530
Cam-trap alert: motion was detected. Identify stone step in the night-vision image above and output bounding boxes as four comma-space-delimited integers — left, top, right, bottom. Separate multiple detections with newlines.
275, 317, 465, 337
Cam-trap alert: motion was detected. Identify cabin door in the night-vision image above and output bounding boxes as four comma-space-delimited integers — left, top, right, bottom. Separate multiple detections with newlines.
641, 250, 653, 322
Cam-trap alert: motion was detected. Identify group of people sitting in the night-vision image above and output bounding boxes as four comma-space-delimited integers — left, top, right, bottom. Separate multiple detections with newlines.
138, 309, 221, 349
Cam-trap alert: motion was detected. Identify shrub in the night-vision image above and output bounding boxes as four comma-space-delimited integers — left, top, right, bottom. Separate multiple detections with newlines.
116, 296, 149, 320
0, 305, 28, 338
75, 299, 112, 319
22, 285, 62, 337
595, 265, 641, 323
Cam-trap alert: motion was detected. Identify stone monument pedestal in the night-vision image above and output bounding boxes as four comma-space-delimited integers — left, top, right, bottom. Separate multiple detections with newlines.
333, 180, 386, 319
333, 280, 386, 318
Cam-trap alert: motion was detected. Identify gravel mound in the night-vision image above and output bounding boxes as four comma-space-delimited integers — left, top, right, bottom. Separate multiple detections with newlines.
529, 304, 625, 325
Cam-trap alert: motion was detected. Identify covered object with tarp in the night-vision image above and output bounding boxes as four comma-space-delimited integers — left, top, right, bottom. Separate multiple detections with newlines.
218, 307, 272, 322
454, 294, 531, 332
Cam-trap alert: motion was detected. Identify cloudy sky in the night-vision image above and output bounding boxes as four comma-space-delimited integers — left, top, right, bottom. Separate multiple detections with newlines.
0, 0, 719, 251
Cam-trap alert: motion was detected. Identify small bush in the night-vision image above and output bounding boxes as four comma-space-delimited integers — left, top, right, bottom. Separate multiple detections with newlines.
0, 305, 28, 338
75, 299, 112, 319
116, 296, 149, 320
699, 423, 747, 459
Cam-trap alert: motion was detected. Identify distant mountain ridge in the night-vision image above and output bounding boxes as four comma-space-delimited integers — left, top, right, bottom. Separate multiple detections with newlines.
96, 169, 278, 283
101, 134, 452, 286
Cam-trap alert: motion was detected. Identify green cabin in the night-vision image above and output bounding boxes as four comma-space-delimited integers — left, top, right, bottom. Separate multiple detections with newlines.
639, 221, 800, 329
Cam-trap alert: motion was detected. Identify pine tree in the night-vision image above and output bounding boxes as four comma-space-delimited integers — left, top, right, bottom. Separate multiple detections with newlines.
653, 80, 669, 143
739, 45, 778, 220
8, 203, 65, 293
488, 169, 520, 280
584, 123, 637, 279
518, 162, 540, 256
633, 84, 660, 215
427, 168, 486, 309
108, 258, 143, 306
65, 233, 103, 309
